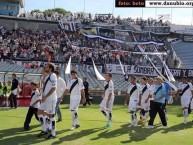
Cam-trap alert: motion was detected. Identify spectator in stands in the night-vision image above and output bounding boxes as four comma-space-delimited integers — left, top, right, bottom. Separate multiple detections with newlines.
83, 77, 90, 106
0, 82, 4, 97
9, 73, 19, 109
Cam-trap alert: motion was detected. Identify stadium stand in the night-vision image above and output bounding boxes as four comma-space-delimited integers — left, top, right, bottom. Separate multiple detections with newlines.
172, 41, 193, 68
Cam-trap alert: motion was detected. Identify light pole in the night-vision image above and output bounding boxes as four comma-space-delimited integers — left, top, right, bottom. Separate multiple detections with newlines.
83, 0, 85, 12
191, 8, 193, 25
170, 8, 173, 24
112, 0, 114, 16
155, 8, 157, 19
54, 0, 56, 10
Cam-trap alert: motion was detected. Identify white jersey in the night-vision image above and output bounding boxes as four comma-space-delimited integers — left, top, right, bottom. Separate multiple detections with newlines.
140, 84, 150, 101
56, 77, 66, 98
104, 80, 114, 99
43, 73, 57, 101
178, 82, 193, 99
30, 89, 41, 108
127, 83, 141, 101
67, 77, 84, 100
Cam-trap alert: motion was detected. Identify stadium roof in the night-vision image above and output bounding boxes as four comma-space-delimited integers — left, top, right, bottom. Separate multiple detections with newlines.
0, 0, 24, 8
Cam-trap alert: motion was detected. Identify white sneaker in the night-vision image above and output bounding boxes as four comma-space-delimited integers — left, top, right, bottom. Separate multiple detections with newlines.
70, 125, 75, 131
163, 126, 168, 129
145, 125, 154, 129
128, 124, 134, 128
134, 120, 138, 126
183, 119, 187, 124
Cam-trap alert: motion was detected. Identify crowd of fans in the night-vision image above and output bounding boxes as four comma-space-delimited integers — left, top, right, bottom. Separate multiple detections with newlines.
18, 11, 170, 27
0, 22, 178, 68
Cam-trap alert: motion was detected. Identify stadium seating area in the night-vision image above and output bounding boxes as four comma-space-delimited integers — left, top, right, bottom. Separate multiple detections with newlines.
172, 41, 193, 69
0, 62, 43, 95
0, 62, 129, 96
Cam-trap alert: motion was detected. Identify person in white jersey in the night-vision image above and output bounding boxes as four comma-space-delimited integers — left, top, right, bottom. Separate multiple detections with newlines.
54, 70, 66, 122
61, 70, 86, 131
138, 76, 150, 124
24, 82, 41, 131
125, 75, 141, 127
177, 76, 193, 124
100, 72, 115, 129
37, 63, 57, 139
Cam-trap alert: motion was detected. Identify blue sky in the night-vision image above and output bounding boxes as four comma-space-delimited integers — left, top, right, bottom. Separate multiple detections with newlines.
24, 0, 193, 25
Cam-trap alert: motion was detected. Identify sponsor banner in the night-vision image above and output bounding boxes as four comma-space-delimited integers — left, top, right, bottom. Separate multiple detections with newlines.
170, 24, 193, 34
164, 68, 193, 78
106, 64, 193, 78
182, 34, 193, 42
106, 64, 162, 76
143, 26, 170, 34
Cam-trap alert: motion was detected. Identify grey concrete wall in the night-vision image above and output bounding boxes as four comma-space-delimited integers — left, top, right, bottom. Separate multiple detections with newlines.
0, 16, 58, 30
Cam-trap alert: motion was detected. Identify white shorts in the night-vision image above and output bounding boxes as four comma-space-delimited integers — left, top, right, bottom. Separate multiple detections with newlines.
181, 97, 191, 108
141, 100, 150, 111
39, 100, 57, 114
99, 97, 114, 112
70, 99, 81, 111
128, 101, 138, 112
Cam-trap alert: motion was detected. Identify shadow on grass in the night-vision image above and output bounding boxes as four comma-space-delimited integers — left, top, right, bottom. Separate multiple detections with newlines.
120, 125, 163, 144
52, 127, 104, 145
0, 125, 43, 145
161, 122, 193, 134
0, 125, 70, 145
89, 124, 162, 143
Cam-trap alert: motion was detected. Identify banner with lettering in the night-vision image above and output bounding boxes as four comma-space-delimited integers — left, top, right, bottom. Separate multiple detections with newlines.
106, 64, 162, 76
106, 64, 193, 78
143, 26, 170, 34
163, 68, 193, 78
182, 34, 193, 42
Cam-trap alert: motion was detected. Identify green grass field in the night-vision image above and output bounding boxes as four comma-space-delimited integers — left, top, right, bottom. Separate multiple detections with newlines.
0, 105, 193, 145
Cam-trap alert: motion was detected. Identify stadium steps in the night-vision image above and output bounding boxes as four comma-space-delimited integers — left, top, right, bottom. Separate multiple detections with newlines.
172, 42, 193, 68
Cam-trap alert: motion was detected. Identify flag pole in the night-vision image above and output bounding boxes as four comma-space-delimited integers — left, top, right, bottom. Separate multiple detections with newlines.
170, 8, 173, 24
112, 0, 114, 16
155, 8, 157, 19
83, 0, 86, 12
191, 8, 193, 25
54, 0, 56, 9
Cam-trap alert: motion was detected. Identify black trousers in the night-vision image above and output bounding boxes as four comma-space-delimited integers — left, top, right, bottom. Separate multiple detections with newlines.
163, 100, 167, 113
24, 106, 39, 129
149, 101, 167, 126
9, 93, 17, 108
84, 91, 91, 106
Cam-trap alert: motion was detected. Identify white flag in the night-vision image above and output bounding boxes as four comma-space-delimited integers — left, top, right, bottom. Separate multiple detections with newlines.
65, 56, 71, 74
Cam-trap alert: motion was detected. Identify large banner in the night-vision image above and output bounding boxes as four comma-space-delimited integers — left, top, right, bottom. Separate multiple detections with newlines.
106, 64, 162, 76
170, 24, 193, 34
163, 68, 193, 78
182, 34, 193, 42
114, 30, 134, 42
106, 64, 193, 78
143, 26, 170, 34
